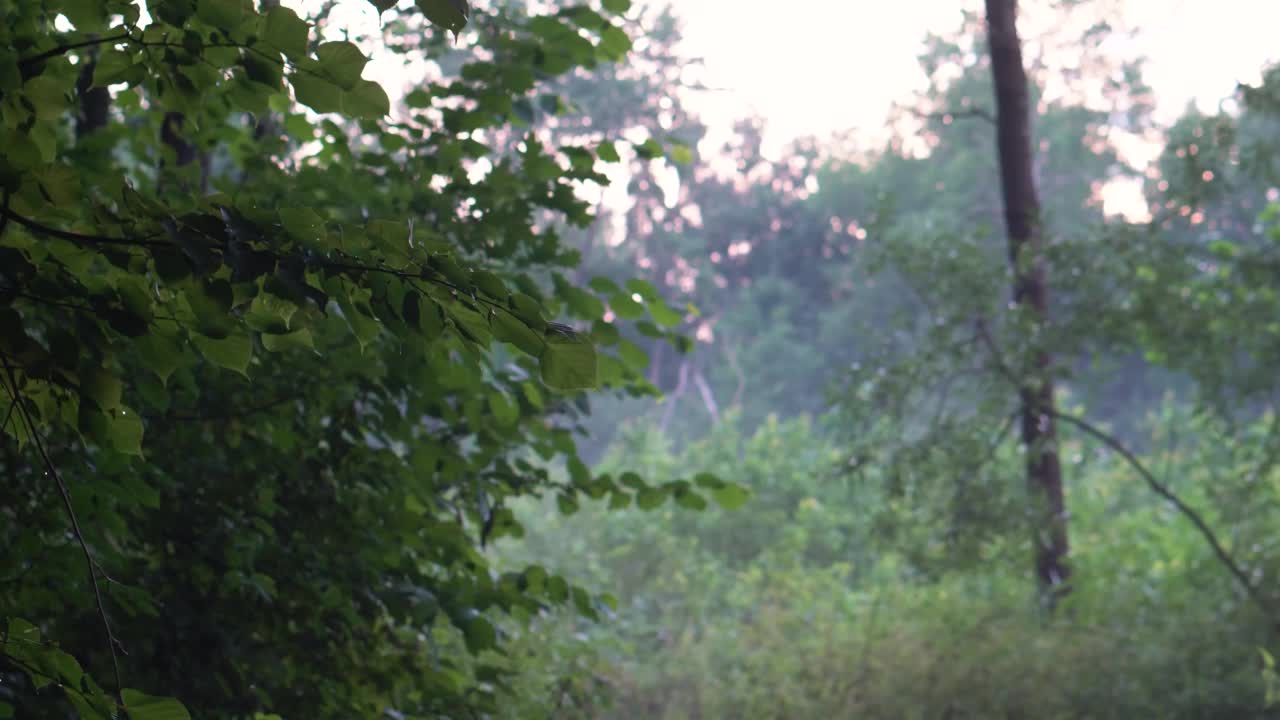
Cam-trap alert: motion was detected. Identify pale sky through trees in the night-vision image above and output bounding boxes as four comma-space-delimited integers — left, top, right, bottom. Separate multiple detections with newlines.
678, 0, 1280, 154
285, 0, 1279, 219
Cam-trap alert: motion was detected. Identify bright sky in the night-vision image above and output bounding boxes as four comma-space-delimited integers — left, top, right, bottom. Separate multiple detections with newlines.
675, 0, 1280, 156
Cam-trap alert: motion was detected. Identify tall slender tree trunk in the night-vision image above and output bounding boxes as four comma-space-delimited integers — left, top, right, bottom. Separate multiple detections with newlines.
984, 0, 1071, 606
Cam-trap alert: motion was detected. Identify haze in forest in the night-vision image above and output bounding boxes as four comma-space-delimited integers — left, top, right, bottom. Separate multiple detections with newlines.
8, 1, 1280, 719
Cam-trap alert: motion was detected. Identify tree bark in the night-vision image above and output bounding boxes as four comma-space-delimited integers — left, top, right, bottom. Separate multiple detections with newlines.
75, 60, 110, 137
984, 0, 1071, 606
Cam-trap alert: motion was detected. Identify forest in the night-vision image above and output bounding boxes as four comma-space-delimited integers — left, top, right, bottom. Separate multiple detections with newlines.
2, 0, 1280, 717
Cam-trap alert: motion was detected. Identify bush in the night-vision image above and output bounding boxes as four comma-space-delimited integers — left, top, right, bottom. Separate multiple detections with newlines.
493, 408, 1280, 718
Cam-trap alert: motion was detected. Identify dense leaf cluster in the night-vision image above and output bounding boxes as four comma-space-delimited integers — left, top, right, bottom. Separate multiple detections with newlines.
0, 0, 741, 717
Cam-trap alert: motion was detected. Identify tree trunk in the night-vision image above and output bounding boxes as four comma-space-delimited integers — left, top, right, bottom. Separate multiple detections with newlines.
984, 0, 1071, 606
75, 60, 110, 137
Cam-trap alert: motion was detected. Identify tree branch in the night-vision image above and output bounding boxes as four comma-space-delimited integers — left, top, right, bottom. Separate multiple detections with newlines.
0, 356, 125, 702
977, 315, 1276, 626
0, 207, 167, 248
914, 107, 997, 126
17, 32, 131, 75
1049, 408, 1277, 627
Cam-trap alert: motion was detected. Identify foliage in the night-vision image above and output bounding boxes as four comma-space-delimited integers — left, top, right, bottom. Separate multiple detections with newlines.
0, 0, 743, 717
497, 407, 1280, 718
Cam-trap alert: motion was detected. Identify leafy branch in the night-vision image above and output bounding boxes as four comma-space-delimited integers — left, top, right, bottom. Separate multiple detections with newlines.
16, 32, 132, 74
0, 207, 167, 248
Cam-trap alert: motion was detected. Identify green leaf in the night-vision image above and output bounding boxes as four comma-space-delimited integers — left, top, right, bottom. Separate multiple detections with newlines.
446, 301, 491, 346
278, 207, 326, 245
601, 0, 630, 12
616, 339, 648, 371
33, 164, 81, 206
367, 219, 411, 265
471, 270, 507, 299
60, 0, 111, 30
183, 281, 234, 339
93, 48, 138, 86
106, 407, 145, 455
405, 88, 432, 108
460, 615, 496, 654
595, 141, 620, 163
488, 390, 518, 427
694, 472, 725, 489
634, 138, 663, 159
261, 329, 314, 353
22, 76, 69, 119
636, 487, 666, 510
244, 292, 298, 334
82, 367, 123, 411
262, 6, 309, 60
492, 311, 545, 357
711, 483, 751, 510
598, 24, 631, 59
609, 291, 644, 320
122, 689, 191, 720
624, 278, 657, 299
556, 493, 579, 515
588, 276, 621, 295
290, 73, 342, 114
509, 293, 547, 331
344, 79, 391, 119
196, 0, 248, 30
403, 291, 445, 340
674, 488, 707, 510
539, 331, 597, 390
314, 42, 367, 89
193, 334, 253, 376
338, 296, 381, 349
417, 0, 469, 33
135, 333, 184, 384
649, 300, 684, 327
429, 255, 473, 291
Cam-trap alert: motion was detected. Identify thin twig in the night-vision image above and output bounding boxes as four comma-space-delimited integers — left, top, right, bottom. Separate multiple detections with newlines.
0, 357, 125, 702
0, 189, 10, 239
156, 394, 297, 422
914, 107, 997, 126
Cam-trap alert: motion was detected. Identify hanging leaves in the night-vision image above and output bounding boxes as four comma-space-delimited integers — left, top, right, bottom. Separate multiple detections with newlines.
0, 0, 691, 717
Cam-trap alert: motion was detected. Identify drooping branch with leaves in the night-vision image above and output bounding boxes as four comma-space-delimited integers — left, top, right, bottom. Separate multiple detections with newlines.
0, 0, 746, 718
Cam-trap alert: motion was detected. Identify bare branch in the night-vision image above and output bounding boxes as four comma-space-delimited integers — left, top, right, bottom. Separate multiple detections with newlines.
914, 107, 997, 126
1050, 408, 1277, 628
